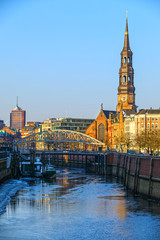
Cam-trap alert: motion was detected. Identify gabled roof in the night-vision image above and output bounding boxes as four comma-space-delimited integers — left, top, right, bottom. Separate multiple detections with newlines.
137, 109, 160, 115
0, 126, 15, 135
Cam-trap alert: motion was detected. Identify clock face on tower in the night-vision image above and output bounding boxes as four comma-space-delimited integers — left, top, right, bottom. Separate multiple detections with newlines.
121, 96, 126, 101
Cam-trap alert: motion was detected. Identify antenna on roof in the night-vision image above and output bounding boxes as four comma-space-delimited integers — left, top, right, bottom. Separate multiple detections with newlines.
16, 96, 18, 107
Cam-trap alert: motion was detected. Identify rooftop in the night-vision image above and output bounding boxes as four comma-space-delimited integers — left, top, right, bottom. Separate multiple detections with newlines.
137, 109, 160, 115
103, 110, 117, 118
12, 104, 22, 111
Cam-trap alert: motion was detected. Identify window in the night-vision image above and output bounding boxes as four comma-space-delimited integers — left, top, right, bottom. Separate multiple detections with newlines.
147, 124, 150, 129
141, 118, 144, 121
152, 118, 154, 121
128, 76, 131, 81
152, 124, 154, 128
147, 118, 150, 121
156, 118, 158, 121
123, 76, 126, 83
128, 57, 130, 63
155, 124, 158, 128
124, 57, 126, 63
98, 124, 105, 143
129, 96, 132, 100
141, 124, 144, 128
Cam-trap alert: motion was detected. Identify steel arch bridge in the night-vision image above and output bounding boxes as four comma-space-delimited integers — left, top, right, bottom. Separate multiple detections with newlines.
17, 130, 105, 151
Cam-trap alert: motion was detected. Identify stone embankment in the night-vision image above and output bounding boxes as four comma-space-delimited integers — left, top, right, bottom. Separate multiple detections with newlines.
0, 152, 12, 183
50, 151, 160, 200
106, 152, 160, 200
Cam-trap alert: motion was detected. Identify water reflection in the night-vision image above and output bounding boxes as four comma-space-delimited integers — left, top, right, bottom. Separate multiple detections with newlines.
1, 168, 160, 240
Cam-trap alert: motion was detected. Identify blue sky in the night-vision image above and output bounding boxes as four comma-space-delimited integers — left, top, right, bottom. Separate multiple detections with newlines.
0, 0, 160, 123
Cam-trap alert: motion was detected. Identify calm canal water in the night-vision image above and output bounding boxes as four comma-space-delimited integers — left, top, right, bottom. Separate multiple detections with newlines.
0, 168, 160, 240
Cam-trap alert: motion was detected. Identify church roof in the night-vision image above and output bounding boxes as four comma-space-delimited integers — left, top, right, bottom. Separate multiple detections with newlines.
112, 113, 118, 118
103, 110, 117, 118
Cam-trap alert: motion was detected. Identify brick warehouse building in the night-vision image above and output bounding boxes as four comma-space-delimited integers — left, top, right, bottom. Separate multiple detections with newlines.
10, 104, 26, 130
86, 16, 136, 150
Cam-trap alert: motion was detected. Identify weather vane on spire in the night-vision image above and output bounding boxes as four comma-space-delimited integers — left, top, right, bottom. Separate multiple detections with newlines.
126, 10, 128, 19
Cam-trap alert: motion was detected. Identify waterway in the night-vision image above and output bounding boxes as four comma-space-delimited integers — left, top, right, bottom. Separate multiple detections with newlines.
0, 168, 160, 240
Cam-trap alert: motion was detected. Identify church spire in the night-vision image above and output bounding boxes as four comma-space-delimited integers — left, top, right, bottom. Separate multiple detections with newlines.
123, 12, 130, 50
116, 14, 137, 113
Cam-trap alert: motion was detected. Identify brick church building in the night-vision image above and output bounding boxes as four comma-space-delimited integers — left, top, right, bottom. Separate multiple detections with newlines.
86, 16, 136, 150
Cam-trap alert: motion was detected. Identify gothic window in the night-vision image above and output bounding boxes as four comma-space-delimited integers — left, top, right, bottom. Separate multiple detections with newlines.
123, 76, 126, 83
128, 57, 130, 63
98, 124, 105, 143
128, 76, 131, 81
124, 57, 126, 63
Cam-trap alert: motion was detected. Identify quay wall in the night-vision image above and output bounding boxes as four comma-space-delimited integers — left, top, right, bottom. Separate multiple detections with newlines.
106, 152, 160, 200
48, 151, 160, 200
0, 168, 12, 182
0, 157, 12, 183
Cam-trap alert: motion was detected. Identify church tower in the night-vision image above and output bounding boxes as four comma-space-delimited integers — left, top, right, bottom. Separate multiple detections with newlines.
116, 15, 137, 113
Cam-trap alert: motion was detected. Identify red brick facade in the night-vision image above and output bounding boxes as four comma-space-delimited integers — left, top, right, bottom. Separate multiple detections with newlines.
10, 110, 26, 130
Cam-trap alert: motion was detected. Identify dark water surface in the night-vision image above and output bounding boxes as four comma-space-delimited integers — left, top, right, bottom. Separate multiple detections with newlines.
0, 168, 160, 240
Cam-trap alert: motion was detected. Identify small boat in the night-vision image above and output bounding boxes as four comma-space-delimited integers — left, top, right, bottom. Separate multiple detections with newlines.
43, 165, 56, 179
20, 158, 43, 177
20, 161, 31, 176
34, 158, 43, 177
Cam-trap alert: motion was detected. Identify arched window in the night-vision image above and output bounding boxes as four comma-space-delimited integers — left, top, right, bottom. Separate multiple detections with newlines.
98, 124, 105, 143
123, 76, 126, 83
128, 76, 131, 81
128, 57, 130, 63
124, 57, 126, 63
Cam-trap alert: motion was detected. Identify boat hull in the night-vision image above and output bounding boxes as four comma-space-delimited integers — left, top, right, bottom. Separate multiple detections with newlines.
43, 170, 56, 179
